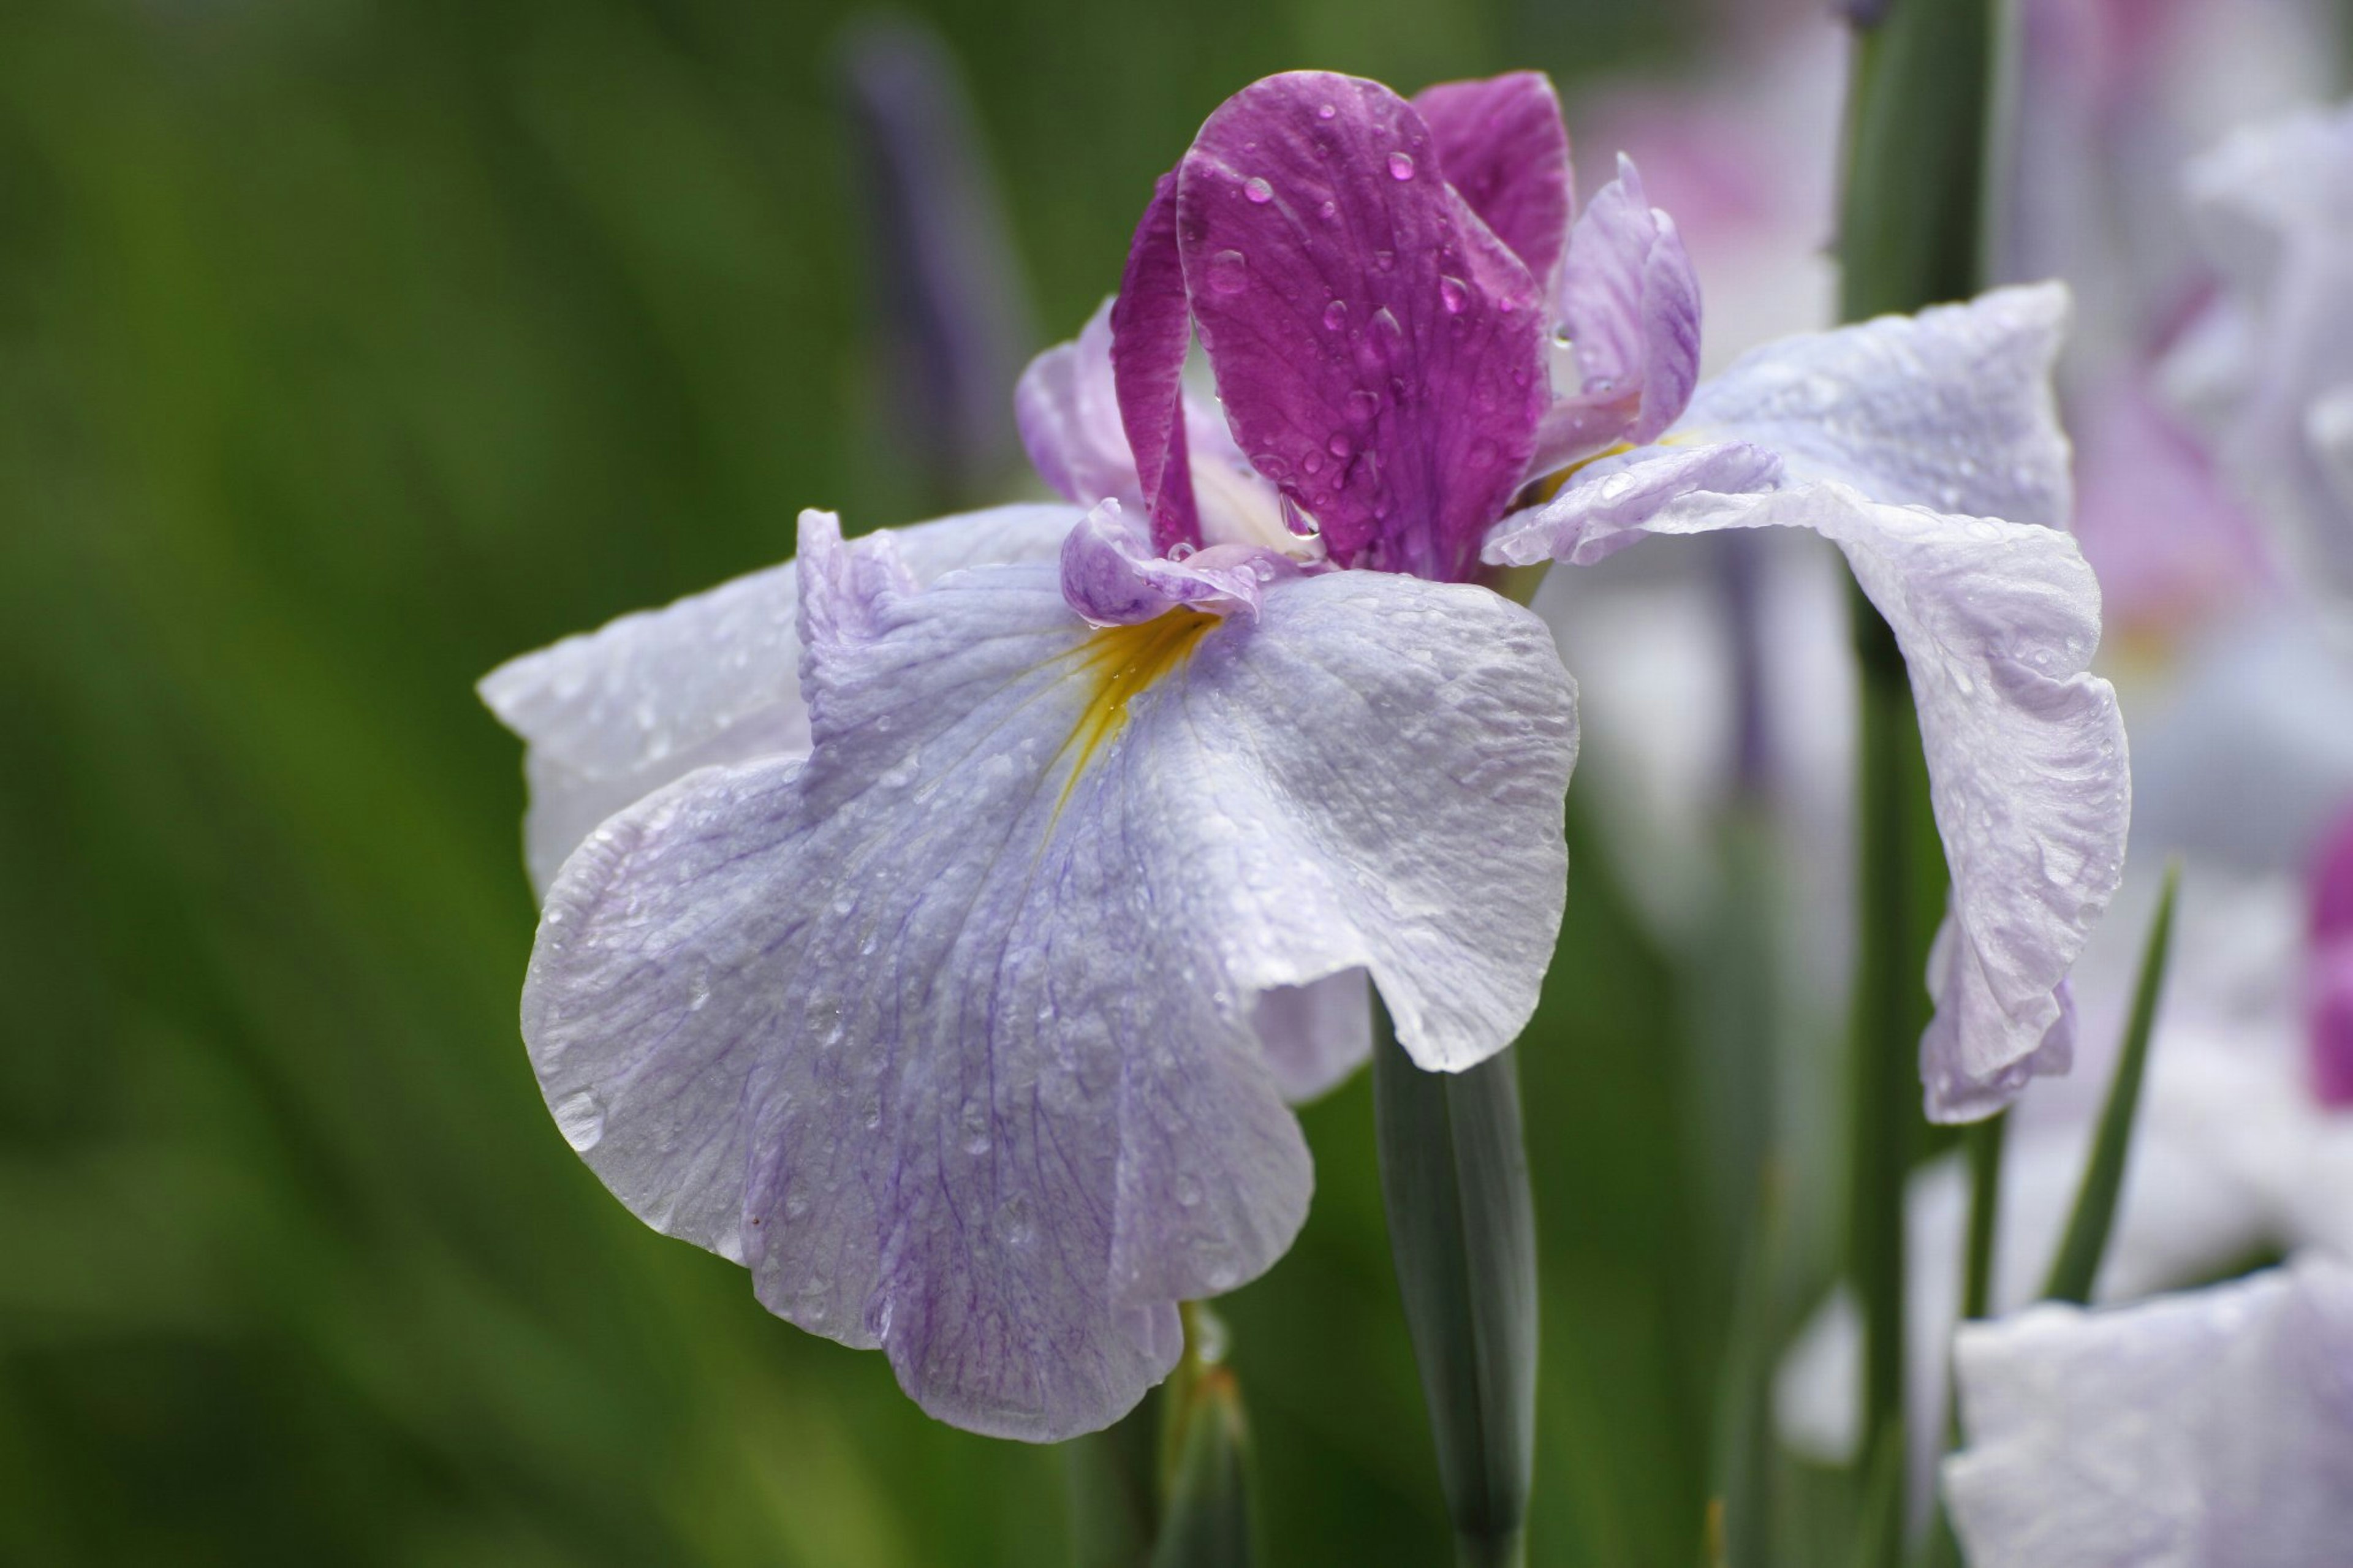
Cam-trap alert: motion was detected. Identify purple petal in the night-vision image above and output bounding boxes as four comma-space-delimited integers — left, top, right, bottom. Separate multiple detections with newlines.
1059, 499, 1302, 624
1017, 300, 1140, 507
1111, 174, 1202, 555
1535, 155, 1702, 471
478, 503, 1078, 893
520, 515, 1577, 1438
1173, 70, 1547, 581
1412, 72, 1574, 291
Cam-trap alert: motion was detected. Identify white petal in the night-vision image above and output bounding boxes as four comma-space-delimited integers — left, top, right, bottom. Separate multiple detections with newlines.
1550, 481, 2128, 1118
477, 503, 1078, 893
1681, 282, 2074, 527
1946, 1256, 2353, 1568
521, 516, 1576, 1438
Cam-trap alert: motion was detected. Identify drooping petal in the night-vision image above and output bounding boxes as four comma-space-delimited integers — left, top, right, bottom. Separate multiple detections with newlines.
1498, 480, 2125, 1120
521, 510, 1577, 1439
1534, 154, 1703, 469
1173, 70, 1548, 581
1945, 1257, 2353, 1568
1412, 72, 1574, 291
1111, 173, 1203, 555
477, 503, 1078, 894
1017, 300, 1139, 508
1059, 499, 1302, 625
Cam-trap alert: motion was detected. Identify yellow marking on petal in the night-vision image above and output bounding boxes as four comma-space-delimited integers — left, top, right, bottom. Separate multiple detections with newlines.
1054, 608, 1216, 813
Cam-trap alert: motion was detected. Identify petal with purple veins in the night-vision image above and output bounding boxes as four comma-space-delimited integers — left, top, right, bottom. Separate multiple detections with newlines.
1539, 154, 1703, 468
521, 510, 1577, 1439
478, 502, 1079, 894
1412, 72, 1574, 291
1173, 71, 1548, 581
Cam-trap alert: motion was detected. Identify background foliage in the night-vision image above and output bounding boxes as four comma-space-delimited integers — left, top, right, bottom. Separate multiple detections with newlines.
0, 1, 1754, 1561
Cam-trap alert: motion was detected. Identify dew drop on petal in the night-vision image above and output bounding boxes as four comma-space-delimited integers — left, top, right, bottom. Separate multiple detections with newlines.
1438, 275, 1468, 314
1317, 101, 1336, 119
552, 1089, 605, 1152
1321, 298, 1348, 331
1243, 175, 1273, 203
1346, 388, 1381, 422
1327, 432, 1352, 458
1207, 249, 1248, 295
1387, 151, 1415, 181
1318, 199, 1338, 221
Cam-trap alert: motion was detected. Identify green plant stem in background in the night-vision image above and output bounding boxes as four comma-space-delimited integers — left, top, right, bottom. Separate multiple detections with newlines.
2043, 865, 2181, 1305
1373, 999, 1539, 1568
1916, 1112, 2007, 1568
1837, 2, 2006, 1561
1069, 1398, 1161, 1567
1149, 1305, 1256, 1568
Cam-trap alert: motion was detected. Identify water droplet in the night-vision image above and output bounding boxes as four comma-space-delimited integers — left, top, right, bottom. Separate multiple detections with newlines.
1243, 175, 1273, 204
1302, 452, 1323, 475
1346, 388, 1381, 422
1317, 102, 1336, 119
1168, 540, 1197, 561
1387, 151, 1415, 181
1207, 249, 1248, 294
1175, 1174, 1202, 1208
552, 1089, 605, 1152
1327, 432, 1352, 458
995, 1194, 1036, 1247
1321, 298, 1348, 331
1438, 275, 1468, 314
1370, 305, 1402, 338
784, 1189, 812, 1219
1373, 249, 1396, 272
1318, 199, 1338, 221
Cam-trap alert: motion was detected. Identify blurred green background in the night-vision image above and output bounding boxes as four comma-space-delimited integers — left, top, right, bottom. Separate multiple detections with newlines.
0, 1, 1760, 1561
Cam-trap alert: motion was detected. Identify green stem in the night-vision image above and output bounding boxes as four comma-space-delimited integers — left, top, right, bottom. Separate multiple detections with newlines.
1373, 1000, 1538, 1568
1917, 1113, 2006, 1568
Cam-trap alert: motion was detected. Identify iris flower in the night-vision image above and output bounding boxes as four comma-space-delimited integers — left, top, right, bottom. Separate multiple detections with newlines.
1944, 1252, 2353, 1567
482, 67, 2126, 1439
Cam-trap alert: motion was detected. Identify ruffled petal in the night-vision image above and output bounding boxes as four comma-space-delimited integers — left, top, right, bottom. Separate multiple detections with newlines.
521, 511, 1577, 1439
1412, 72, 1574, 290
1536, 154, 1702, 468
1498, 480, 2126, 1119
1677, 282, 2074, 526
1946, 1257, 2353, 1568
1058, 499, 1303, 625
1173, 70, 1548, 581
477, 503, 1078, 894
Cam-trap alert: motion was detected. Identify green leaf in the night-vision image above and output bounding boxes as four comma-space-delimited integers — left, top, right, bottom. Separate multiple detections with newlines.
1373, 1002, 1538, 1568
2042, 862, 2181, 1305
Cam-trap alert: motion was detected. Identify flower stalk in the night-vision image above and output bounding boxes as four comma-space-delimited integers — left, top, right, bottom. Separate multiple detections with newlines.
1837, 0, 2007, 1561
1373, 996, 1539, 1568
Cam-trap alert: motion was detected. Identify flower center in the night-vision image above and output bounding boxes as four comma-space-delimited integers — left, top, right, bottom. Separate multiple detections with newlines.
1057, 608, 1218, 808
